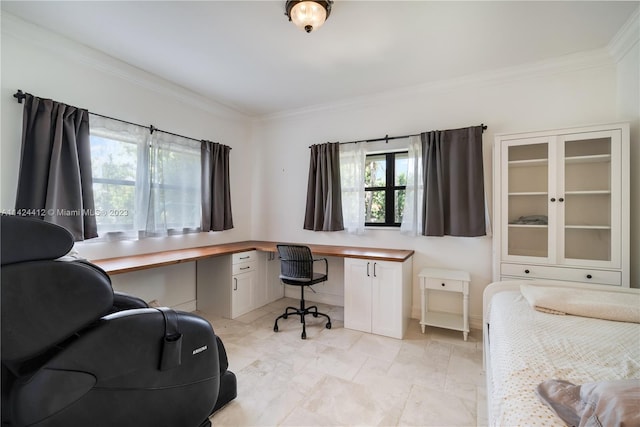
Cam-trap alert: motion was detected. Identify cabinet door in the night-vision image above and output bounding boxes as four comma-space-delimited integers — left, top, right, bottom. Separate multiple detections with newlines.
370, 261, 403, 338
558, 130, 621, 268
344, 258, 372, 333
501, 136, 555, 263
231, 272, 253, 318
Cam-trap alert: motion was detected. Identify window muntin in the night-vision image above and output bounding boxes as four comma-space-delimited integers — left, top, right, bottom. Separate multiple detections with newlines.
364, 151, 407, 226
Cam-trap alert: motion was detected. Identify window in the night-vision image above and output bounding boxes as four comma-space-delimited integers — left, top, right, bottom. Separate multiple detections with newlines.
364, 151, 408, 226
89, 115, 201, 239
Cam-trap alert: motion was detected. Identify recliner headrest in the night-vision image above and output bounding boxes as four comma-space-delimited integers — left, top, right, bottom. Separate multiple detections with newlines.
1, 215, 74, 265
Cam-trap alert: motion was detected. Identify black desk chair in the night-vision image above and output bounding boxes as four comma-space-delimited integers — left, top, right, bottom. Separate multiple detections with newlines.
273, 244, 332, 339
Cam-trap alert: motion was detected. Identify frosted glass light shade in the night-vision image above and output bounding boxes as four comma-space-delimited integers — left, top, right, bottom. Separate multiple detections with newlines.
286, 0, 332, 33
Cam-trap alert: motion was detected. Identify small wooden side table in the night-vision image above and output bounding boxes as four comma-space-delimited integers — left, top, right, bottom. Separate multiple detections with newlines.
418, 268, 470, 341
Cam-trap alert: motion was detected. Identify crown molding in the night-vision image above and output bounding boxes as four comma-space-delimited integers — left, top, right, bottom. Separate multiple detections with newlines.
1, 12, 250, 123
259, 48, 615, 122
608, 6, 640, 63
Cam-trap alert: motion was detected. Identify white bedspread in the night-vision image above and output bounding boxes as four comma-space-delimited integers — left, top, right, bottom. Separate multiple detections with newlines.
488, 290, 640, 427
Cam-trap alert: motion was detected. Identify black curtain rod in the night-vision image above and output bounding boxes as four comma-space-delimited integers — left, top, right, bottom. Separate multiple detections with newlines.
337, 124, 487, 146
13, 89, 221, 146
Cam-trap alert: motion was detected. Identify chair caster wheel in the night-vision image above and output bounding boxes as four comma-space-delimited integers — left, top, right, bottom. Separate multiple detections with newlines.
274, 325, 279, 332
326, 322, 332, 329
301, 331, 306, 339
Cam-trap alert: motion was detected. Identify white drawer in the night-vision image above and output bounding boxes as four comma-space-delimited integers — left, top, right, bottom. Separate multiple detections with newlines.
501, 263, 621, 286
232, 250, 257, 265
424, 278, 464, 293
232, 261, 256, 275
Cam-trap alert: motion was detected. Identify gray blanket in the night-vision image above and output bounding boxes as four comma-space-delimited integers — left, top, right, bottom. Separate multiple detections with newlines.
536, 379, 640, 427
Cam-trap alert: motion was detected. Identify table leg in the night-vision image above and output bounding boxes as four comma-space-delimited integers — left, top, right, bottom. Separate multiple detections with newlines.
421, 281, 426, 334
463, 286, 469, 341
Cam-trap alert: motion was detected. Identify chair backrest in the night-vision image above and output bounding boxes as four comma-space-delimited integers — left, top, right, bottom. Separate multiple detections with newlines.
276, 245, 314, 280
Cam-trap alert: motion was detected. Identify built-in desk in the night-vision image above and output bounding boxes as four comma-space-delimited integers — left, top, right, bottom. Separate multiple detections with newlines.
92, 240, 413, 274
92, 241, 414, 339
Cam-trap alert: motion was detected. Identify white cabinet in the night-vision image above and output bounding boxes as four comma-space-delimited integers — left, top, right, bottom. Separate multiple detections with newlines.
231, 251, 257, 318
493, 123, 629, 287
231, 269, 253, 317
344, 257, 412, 339
197, 250, 261, 319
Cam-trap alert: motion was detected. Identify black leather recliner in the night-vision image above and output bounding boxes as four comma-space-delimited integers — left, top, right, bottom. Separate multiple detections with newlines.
0, 215, 236, 427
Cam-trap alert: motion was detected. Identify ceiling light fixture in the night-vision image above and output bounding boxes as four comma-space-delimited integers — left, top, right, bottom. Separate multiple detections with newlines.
285, 0, 333, 34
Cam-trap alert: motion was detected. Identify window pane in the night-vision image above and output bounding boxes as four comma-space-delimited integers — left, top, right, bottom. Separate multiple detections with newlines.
149, 144, 201, 231
90, 135, 137, 181
92, 182, 135, 232
395, 152, 408, 186
365, 154, 386, 187
365, 190, 386, 223
395, 189, 405, 223
90, 135, 137, 233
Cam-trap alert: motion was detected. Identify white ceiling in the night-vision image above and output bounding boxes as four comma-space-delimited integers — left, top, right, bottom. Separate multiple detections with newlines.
2, 1, 638, 117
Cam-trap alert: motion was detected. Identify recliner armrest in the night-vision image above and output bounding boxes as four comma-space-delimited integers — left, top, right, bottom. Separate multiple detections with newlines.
112, 291, 149, 311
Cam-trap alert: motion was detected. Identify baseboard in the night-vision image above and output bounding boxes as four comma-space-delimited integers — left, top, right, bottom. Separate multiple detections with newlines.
175, 300, 197, 312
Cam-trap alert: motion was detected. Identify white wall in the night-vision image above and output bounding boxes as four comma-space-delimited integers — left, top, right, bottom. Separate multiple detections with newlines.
1, 15, 253, 308
250, 52, 621, 326
612, 9, 640, 288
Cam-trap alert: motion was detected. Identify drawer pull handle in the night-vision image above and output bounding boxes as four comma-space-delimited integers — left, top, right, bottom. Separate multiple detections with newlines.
240, 266, 250, 270
559, 197, 564, 202
550, 198, 556, 202
240, 256, 250, 259
441, 283, 446, 287
233, 277, 238, 290
524, 269, 530, 274
586, 274, 593, 279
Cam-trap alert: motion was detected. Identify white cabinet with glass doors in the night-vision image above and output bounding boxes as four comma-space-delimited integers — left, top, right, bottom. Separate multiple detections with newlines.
493, 123, 629, 287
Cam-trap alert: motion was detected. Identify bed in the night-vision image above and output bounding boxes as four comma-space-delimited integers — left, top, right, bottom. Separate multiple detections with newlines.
483, 280, 640, 426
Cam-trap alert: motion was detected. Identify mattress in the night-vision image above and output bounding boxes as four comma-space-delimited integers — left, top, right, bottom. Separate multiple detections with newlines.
487, 289, 640, 426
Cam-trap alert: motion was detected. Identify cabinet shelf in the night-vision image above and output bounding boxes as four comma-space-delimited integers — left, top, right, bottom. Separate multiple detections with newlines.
564, 190, 610, 195
565, 225, 611, 230
422, 311, 465, 332
508, 158, 547, 167
508, 192, 548, 196
508, 224, 548, 228
565, 154, 611, 164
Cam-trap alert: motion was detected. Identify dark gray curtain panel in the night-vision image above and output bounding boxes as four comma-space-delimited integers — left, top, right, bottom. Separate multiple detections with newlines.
421, 126, 486, 237
201, 141, 233, 231
304, 142, 344, 231
15, 94, 97, 241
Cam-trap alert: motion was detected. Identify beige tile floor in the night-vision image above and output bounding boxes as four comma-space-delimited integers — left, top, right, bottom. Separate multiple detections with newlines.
203, 298, 487, 427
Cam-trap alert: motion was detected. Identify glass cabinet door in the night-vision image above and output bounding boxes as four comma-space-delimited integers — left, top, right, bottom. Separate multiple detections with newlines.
502, 138, 552, 261
559, 131, 620, 267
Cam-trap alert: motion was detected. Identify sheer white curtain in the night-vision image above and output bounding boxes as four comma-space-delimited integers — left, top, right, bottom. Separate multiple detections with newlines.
340, 142, 366, 234
89, 114, 150, 240
89, 115, 201, 239
400, 135, 423, 235
143, 131, 201, 237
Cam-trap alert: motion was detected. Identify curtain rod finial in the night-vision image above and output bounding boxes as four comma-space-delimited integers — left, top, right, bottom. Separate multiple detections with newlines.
13, 89, 25, 104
